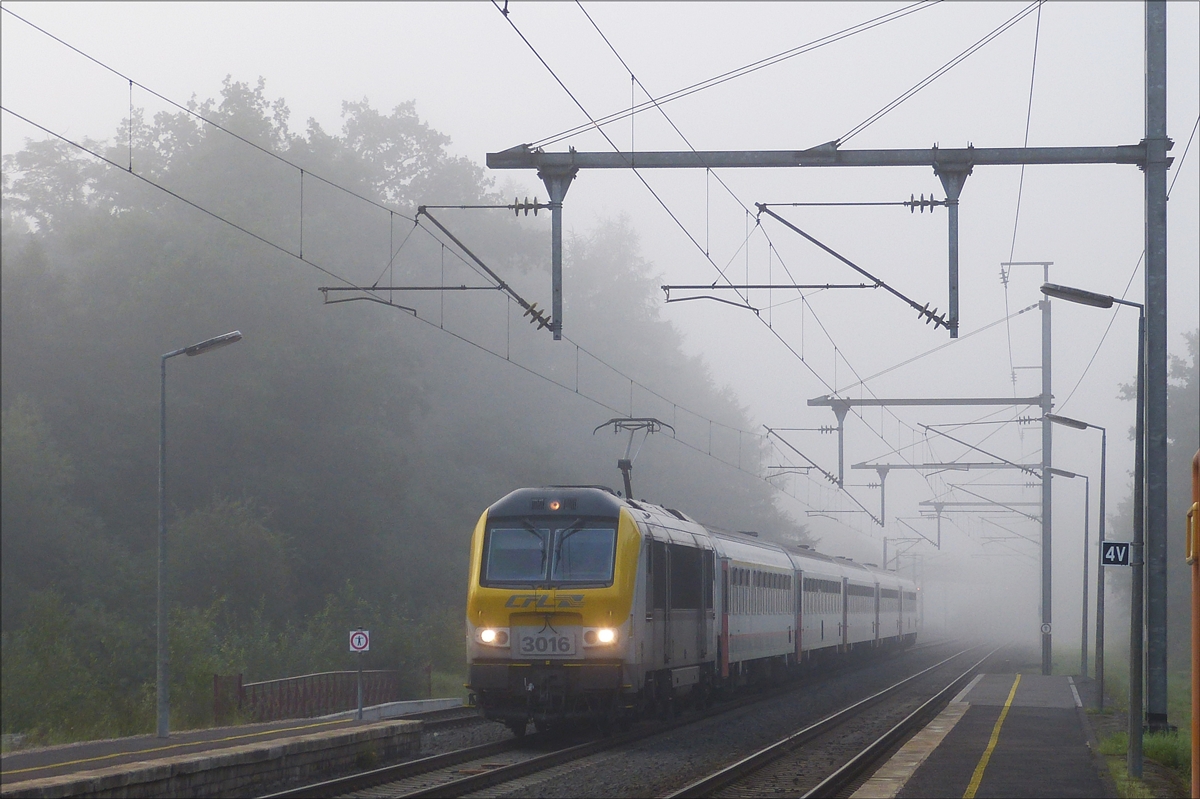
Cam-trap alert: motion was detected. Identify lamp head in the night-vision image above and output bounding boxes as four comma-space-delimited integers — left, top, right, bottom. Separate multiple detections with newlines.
184, 331, 243, 356
1040, 283, 1114, 308
1044, 413, 1088, 430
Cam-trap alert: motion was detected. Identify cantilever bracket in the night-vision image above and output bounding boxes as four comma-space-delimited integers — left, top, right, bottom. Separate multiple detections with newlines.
933, 145, 973, 338
538, 165, 578, 340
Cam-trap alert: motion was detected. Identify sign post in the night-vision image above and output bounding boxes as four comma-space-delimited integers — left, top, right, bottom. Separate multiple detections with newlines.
349, 629, 370, 720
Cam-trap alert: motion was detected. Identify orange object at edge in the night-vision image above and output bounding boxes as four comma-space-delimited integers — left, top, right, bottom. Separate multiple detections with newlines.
1190, 448, 1198, 799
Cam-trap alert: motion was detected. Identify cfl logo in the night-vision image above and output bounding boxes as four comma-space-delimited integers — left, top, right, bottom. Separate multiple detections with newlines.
505, 594, 585, 608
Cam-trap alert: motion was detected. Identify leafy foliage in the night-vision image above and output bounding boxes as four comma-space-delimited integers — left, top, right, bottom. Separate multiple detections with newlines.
1111, 329, 1199, 672
1, 78, 803, 742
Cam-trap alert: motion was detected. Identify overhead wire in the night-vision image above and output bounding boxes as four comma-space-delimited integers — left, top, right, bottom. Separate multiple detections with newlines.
832, 303, 1039, 394
0, 108, 790, 514
1057, 112, 1199, 411
2, 107, 366, 291
0, 5, 416, 224
838, 1, 1042, 144
573, 7, 1013, 483
530, 1, 942, 149
1002, 1, 1043, 396
563, 1, 1042, 528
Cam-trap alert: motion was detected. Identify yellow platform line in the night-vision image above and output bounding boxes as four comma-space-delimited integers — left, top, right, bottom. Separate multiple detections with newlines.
962, 673, 1021, 799
1, 718, 353, 777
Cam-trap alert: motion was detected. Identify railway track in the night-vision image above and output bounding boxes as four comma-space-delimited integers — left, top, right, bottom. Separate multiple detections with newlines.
409, 706, 489, 732
262, 641, 968, 799
664, 644, 995, 798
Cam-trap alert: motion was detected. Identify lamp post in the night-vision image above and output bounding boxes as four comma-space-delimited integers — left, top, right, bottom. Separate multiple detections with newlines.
1047, 467, 1091, 680
1041, 282, 1144, 777
1046, 413, 1107, 710
158, 330, 242, 739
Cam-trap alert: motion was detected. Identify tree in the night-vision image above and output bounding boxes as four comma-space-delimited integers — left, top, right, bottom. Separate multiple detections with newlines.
2, 77, 800, 739
1113, 329, 1199, 669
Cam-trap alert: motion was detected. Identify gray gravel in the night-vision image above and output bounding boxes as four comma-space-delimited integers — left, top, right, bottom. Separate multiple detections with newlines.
467, 641, 970, 799
420, 715, 513, 757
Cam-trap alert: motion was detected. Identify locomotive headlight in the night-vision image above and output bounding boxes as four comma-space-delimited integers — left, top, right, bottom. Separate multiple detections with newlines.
477, 628, 509, 646
583, 627, 618, 646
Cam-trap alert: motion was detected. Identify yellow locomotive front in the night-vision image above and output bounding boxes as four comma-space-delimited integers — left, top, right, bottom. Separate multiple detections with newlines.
466, 487, 641, 733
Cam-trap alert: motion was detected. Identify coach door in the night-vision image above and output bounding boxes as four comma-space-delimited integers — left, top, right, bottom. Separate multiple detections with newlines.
668, 542, 703, 664
794, 569, 803, 659
873, 584, 881, 645
841, 577, 850, 650
649, 537, 669, 665
699, 548, 713, 659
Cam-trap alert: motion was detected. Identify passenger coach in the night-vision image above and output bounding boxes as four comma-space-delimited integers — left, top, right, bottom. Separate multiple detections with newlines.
466, 486, 918, 733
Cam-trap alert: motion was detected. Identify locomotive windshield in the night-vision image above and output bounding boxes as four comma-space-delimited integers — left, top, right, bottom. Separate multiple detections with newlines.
483, 519, 617, 587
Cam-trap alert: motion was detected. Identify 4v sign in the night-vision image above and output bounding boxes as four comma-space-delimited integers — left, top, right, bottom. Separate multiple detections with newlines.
349, 629, 370, 652
1102, 543, 1131, 566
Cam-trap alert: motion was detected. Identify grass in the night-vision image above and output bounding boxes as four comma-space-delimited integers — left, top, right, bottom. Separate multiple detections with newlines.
1144, 729, 1191, 777
1052, 646, 1193, 795
1097, 730, 1191, 798
430, 670, 470, 702
1099, 734, 1157, 799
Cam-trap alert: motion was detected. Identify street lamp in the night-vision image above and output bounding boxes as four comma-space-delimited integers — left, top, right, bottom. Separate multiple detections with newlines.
1042, 281, 1145, 776
158, 330, 242, 738
1046, 413, 1107, 711
1047, 467, 1092, 682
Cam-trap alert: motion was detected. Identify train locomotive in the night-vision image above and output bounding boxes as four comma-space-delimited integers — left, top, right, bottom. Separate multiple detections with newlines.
465, 486, 919, 733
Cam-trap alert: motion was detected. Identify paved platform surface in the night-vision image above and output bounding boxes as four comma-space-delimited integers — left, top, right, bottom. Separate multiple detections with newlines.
855, 669, 1113, 799
1, 697, 461, 786
0, 716, 365, 784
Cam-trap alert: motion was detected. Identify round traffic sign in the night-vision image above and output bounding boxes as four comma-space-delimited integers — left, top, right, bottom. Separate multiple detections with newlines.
1040, 623, 1051, 635
349, 629, 370, 652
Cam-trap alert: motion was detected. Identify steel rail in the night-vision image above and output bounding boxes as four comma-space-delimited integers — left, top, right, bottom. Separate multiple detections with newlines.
258, 738, 522, 799
398, 728, 650, 798
405, 644, 967, 798
663, 644, 989, 798
801, 648, 997, 798
263, 641, 961, 799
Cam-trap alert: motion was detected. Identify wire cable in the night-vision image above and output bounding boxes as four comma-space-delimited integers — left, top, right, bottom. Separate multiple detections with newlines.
833, 303, 1039, 394
1002, 2, 1043, 396
1, 5, 415, 223
2, 106, 361, 289
567, 3, 937, 494
531, 1, 941, 149
2, 103, 806, 513
1058, 113, 1199, 411
838, 1, 1041, 144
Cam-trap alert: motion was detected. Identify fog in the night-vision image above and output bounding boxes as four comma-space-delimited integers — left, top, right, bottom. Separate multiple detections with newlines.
2, 1, 1197, 708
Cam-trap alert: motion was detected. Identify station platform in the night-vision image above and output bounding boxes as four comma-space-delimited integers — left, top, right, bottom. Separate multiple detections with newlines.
0, 699, 455, 798
854, 671, 1114, 799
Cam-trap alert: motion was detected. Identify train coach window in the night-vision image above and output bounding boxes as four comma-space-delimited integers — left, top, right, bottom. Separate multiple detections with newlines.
669, 544, 702, 609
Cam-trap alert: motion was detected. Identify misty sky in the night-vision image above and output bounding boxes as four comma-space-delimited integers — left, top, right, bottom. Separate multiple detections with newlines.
3, 2, 1198, 638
